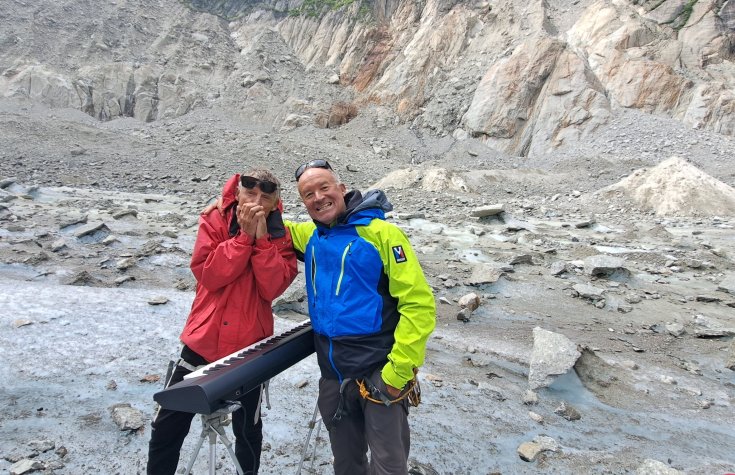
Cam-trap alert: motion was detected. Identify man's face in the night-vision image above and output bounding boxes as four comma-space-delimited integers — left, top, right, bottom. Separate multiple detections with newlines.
297, 167, 347, 224
237, 183, 278, 214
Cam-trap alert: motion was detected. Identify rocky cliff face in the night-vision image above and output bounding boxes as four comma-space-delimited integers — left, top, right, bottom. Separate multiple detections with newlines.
266, 0, 735, 156
2, 0, 733, 157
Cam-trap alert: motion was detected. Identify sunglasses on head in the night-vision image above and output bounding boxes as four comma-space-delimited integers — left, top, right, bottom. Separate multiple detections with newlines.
294, 159, 333, 182
240, 175, 278, 194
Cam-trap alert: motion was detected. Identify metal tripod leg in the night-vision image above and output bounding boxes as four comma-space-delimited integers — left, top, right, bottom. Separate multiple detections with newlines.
184, 404, 244, 475
296, 399, 323, 475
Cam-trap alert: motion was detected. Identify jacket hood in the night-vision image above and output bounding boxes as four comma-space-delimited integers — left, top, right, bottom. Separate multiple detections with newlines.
337, 189, 393, 226
221, 174, 241, 211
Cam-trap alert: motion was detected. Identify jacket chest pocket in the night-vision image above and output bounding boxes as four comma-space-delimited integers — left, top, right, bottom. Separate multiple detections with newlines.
335, 240, 355, 296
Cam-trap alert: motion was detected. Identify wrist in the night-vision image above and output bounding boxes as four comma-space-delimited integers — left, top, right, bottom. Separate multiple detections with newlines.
236, 231, 255, 245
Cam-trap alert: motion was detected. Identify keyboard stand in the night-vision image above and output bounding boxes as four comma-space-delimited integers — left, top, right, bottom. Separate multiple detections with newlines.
184, 403, 244, 475
296, 399, 324, 475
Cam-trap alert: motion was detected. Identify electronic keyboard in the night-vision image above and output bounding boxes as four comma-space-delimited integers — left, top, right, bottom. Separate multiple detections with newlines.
153, 320, 314, 414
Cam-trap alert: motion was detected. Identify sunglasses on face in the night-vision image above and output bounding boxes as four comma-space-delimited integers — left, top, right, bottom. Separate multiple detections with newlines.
240, 175, 278, 194
294, 159, 333, 182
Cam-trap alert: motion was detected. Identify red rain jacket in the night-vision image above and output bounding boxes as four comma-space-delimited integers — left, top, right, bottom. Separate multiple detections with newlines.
180, 174, 297, 362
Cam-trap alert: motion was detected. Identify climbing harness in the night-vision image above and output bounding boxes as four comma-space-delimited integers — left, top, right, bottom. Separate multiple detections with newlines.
356, 374, 421, 407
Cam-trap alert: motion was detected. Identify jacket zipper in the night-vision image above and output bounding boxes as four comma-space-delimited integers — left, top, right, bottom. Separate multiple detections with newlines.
335, 241, 354, 296
310, 247, 317, 305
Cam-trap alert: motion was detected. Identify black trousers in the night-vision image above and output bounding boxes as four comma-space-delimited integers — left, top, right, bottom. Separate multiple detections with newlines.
147, 346, 263, 475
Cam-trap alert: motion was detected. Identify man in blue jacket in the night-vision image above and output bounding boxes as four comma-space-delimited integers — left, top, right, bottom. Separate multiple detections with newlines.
286, 159, 436, 475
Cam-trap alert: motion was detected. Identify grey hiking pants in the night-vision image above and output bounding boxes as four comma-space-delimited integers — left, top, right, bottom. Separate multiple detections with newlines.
317, 369, 410, 475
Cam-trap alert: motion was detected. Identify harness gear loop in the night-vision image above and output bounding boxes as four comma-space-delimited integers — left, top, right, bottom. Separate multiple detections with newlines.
331, 378, 353, 424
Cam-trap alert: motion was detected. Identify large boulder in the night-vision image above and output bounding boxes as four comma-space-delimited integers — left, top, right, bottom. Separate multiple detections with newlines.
528, 327, 581, 389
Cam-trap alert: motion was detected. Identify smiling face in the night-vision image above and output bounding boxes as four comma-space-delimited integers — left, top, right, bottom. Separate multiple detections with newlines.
297, 167, 347, 225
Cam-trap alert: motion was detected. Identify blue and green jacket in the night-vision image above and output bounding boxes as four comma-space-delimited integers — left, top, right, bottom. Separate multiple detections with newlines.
285, 190, 436, 389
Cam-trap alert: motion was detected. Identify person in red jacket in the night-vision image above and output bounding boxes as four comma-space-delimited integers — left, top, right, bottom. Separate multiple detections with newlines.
147, 169, 298, 475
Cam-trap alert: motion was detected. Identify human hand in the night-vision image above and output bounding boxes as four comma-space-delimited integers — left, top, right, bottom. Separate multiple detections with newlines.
385, 383, 401, 398
202, 197, 224, 216
237, 202, 266, 238
254, 212, 268, 240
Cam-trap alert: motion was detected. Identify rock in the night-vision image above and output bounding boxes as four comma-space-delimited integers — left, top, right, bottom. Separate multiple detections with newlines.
470, 204, 505, 217
574, 218, 595, 228
115, 275, 135, 285
50, 238, 68, 252
456, 308, 471, 322
726, 339, 735, 371
110, 403, 145, 431
63, 270, 104, 287
572, 283, 606, 301
528, 327, 581, 389
116, 257, 135, 270
73, 222, 110, 241
281, 113, 312, 131
528, 411, 544, 424
666, 323, 686, 337
583, 255, 627, 276
0, 178, 16, 189
45, 460, 65, 470
717, 273, 735, 294
140, 374, 160, 383
517, 435, 559, 462
554, 401, 582, 421
509, 254, 534, 265
400, 212, 426, 220
9, 459, 44, 475
59, 213, 88, 229
453, 128, 469, 140
408, 461, 440, 475
620, 360, 639, 370
694, 328, 734, 338
635, 459, 683, 475
467, 265, 504, 285
12, 319, 33, 328
457, 292, 480, 311
516, 442, 541, 462
522, 389, 538, 405
101, 235, 118, 245
659, 375, 677, 385
327, 73, 340, 84
549, 261, 568, 276
28, 439, 54, 453
112, 209, 138, 219
147, 296, 169, 305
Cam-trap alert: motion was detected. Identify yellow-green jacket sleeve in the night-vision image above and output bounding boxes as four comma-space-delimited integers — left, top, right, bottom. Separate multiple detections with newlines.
284, 220, 315, 254
358, 221, 436, 389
